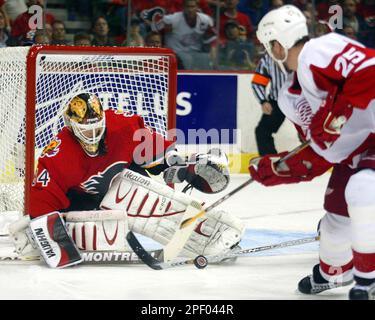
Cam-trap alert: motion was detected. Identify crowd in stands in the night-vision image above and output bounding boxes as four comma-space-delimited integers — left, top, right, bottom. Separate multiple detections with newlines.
0, 0, 374, 70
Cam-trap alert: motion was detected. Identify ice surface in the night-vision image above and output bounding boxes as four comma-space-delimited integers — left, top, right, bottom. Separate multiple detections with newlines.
0, 173, 351, 300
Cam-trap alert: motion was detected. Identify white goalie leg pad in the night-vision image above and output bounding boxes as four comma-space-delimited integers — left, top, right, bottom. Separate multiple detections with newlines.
8, 215, 40, 260
65, 210, 130, 251
29, 212, 82, 268
100, 169, 245, 258
182, 209, 245, 258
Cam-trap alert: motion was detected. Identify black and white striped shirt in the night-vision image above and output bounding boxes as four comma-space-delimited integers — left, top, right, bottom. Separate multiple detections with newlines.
251, 53, 287, 104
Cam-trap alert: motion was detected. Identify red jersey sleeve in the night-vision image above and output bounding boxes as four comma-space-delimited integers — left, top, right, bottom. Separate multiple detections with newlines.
29, 130, 85, 218
129, 114, 175, 171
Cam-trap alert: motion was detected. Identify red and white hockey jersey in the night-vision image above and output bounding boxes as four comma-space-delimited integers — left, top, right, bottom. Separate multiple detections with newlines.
278, 32, 375, 166
161, 11, 217, 52
30, 110, 174, 218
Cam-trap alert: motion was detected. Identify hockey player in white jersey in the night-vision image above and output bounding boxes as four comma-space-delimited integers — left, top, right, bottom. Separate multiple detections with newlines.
250, 5, 375, 300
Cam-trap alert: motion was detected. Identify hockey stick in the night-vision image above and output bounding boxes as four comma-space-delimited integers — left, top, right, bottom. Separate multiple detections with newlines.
128, 140, 312, 267
127, 232, 319, 270
1, 234, 318, 268
179, 140, 311, 229
205, 235, 319, 264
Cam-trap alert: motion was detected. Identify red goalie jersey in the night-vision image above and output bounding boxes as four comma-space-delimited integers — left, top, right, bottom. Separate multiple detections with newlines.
30, 110, 174, 218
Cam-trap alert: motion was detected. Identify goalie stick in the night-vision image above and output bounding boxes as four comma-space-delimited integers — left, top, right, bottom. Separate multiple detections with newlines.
1, 234, 319, 267
0, 247, 164, 265
126, 231, 319, 270
127, 140, 311, 268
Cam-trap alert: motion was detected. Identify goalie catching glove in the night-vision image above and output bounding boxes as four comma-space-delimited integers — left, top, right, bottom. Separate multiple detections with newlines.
249, 146, 332, 186
101, 169, 244, 258
9, 212, 82, 268
163, 148, 230, 194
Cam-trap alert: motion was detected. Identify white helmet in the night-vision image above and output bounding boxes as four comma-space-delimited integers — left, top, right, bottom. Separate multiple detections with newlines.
64, 93, 106, 156
256, 5, 308, 71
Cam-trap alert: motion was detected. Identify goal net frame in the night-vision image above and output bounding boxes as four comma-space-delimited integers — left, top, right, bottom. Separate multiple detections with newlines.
1, 45, 177, 217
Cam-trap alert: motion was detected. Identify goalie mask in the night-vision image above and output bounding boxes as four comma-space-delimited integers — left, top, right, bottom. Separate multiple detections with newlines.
64, 93, 106, 156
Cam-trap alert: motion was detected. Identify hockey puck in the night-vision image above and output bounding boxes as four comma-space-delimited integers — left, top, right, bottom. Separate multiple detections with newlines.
193, 255, 208, 269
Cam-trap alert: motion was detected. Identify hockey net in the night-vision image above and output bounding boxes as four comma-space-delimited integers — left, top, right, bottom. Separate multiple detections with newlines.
0, 45, 177, 234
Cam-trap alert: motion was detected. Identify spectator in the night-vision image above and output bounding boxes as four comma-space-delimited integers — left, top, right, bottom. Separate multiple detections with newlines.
219, 0, 254, 41
133, 0, 172, 37
218, 20, 255, 70
251, 52, 289, 156
291, 0, 309, 11
270, 0, 284, 9
342, 0, 367, 38
74, 32, 92, 46
343, 24, 358, 40
10, 0, 55, 45
237, 0, 269, 27
0, 7, 10, 47
2, 0, 27, 23
144, 31, 185, 69
238, 24, 247, 41
314, 20, 334, 37
92, 0, 128, 38
303, 9, 315, 36
44, 23, 52, 42
122, 18, 144, 47
207, 0, 225, 9
144, 31, 163, 47
171, 0, 213, 15
316, 0, 339, 21
33, 29, 49, 44
66, 0, 91, 21
356, 0, 375, 48
156, 0, 217, 70
51, 20, 70, 45
91, 16, 116, 46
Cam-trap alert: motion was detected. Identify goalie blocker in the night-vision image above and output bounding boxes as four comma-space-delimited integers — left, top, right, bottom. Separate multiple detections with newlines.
26, 212, 82, 268
10, 169, 244, 267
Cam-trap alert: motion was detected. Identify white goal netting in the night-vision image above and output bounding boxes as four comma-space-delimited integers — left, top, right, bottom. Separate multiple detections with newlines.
0, 46, 176, 232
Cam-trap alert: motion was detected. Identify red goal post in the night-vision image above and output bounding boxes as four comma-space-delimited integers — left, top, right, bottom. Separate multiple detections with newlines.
0, 45, 177, 219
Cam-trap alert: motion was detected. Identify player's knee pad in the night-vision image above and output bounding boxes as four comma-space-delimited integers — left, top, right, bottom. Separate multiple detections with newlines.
345, 169, 375, 208
319, 212, 352, 268
345, 169, 375, 253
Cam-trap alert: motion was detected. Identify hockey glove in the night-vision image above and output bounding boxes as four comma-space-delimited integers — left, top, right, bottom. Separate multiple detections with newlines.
249, 152, 311, 186
249, 145, 332, 187
163, 149, 230, 194
309, 90, 353, 150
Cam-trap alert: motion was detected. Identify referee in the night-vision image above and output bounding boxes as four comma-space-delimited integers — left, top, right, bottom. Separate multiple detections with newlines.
251, 52, 288, 156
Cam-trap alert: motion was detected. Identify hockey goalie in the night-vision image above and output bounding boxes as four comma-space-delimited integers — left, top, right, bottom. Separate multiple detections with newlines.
9, 93, 244, 268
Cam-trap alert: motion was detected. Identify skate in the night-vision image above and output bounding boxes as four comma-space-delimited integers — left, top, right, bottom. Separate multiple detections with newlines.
349, 281, 375, 300
298, 264, 353, 294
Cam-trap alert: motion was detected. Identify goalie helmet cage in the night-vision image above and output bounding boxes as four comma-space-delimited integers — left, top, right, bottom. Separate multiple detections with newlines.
0, 45, 177, 218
